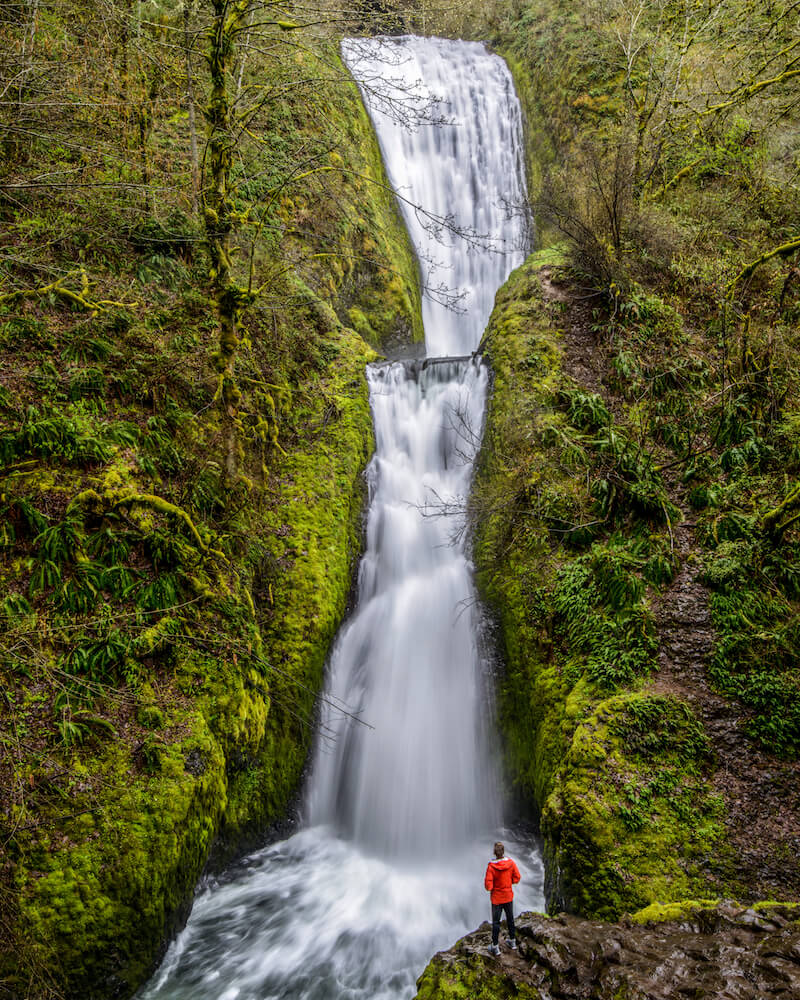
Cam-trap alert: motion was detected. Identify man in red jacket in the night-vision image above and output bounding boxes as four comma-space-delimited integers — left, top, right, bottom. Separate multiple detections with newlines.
484, 841, 520, 956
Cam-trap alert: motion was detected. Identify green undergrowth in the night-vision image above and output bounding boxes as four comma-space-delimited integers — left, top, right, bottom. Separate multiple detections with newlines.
0, 303, 376, 997
473, 259, 731, 918
697, 513, 800, 757
600, 282, 800, 756
498, 0, 799, 744
0, 18, 419, 999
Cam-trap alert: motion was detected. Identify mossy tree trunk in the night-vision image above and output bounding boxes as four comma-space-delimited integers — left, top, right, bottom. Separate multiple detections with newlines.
184, 0, 201, 214
11, 0, 40, 162
201, 1, 301, 480
203, 0, 256, 480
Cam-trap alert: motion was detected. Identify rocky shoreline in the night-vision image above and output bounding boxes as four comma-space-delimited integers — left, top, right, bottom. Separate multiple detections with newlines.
415, 902, 800, 999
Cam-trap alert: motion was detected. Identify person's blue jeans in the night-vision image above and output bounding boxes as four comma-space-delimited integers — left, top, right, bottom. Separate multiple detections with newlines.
491, 901, 515, 945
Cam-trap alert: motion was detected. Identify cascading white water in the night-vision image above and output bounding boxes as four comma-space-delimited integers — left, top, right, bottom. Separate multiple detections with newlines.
342, 36, 529, 358
308, 358, 495, 857
140, 37, 543, 1000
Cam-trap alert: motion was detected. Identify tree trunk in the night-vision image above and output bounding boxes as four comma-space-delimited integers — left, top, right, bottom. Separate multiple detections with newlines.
184, 0, 200, 214
204, 0, 255, 480
10, 0, 40, 161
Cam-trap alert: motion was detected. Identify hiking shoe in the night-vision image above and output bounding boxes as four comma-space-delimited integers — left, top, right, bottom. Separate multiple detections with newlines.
506, 938, 517, 950
487, 943, 500, 957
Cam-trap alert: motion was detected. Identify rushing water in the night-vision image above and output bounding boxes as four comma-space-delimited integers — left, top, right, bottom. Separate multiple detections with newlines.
141, 36, 542, 1000
344, 36, 529, 357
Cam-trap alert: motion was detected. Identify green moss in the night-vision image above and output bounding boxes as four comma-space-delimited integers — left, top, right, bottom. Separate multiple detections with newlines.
11, 711, 226, 997
286, 46, 424, 350
630, 899, 721, 924
473, 260, 580, 811
526, 244, 569, 269
415, 953, 543, 1000
3, 294, 377, 997
752, 900, 800, 916
473, 258, 732, 920
213, 321, 376, 856
542, 693, 726, 919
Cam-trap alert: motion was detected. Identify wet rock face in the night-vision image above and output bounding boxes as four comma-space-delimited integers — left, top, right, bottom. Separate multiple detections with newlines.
414, 903, 800, 1000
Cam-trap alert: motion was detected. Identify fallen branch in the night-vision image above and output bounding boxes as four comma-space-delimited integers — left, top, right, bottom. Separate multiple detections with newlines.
0, 270, 137, 313
70, 488, 218, 555
659, 156, 704, 197
762, 482, 800, 542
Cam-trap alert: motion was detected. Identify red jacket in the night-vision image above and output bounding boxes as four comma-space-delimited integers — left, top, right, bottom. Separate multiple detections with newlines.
484, 856, 520, 904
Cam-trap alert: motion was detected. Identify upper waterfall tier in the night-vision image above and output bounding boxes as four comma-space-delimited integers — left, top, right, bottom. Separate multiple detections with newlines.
342, 36, 530, 358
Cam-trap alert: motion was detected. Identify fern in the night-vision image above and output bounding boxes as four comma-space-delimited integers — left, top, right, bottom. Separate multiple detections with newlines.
1, 407, 112, 467
0, 497, 47, 549
99, 564, 139, 599
62, 333, 113, 363
1, 593, 33, 620
29, 559, 63, 596
68, 367, 106, 400
57, 718, 88, 748
87, 525, 132, 564
143, 530, 183, 571
562, 389, 610, 431
35, 516, 83, 564
137, 571, 183, 612
55, 560, 104, 614
610, 697, 710, 762
138, 415, 183, 476
136, 253, 189, 289
187, 464, 224, 514
554, 540, 659, 689
64, 629, 129, 682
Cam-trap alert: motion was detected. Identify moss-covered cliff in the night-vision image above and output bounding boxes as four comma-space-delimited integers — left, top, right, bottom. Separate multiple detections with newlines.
473, 260, 731, 918
465, 0, 800, 924
0, 14, 421, 999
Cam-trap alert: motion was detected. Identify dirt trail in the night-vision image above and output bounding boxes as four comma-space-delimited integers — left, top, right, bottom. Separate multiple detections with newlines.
649, 517, 800, 900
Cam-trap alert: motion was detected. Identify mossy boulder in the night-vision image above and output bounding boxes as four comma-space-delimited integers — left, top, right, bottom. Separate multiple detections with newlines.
542, 693, 726, 918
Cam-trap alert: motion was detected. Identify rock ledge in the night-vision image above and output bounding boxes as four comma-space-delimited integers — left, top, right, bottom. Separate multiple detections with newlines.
415, 902, 800, 999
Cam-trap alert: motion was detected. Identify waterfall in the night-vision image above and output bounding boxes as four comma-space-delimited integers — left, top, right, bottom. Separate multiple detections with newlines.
341, 36, 529, 357
308, 358, 495, 857
140, 37, 543, 1000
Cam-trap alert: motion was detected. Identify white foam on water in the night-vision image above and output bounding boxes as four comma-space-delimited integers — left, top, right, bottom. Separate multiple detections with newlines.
141, 829, 544, 1000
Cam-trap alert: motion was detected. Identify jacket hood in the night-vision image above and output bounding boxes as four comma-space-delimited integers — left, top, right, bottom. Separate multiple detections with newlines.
488, 857, 514, 869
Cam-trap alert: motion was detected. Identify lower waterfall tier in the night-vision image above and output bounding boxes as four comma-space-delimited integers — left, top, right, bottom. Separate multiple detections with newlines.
141, 830, 545, 1000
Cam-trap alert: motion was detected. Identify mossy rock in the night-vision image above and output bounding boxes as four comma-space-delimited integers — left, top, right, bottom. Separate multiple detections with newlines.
415, 951, 543, 1000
